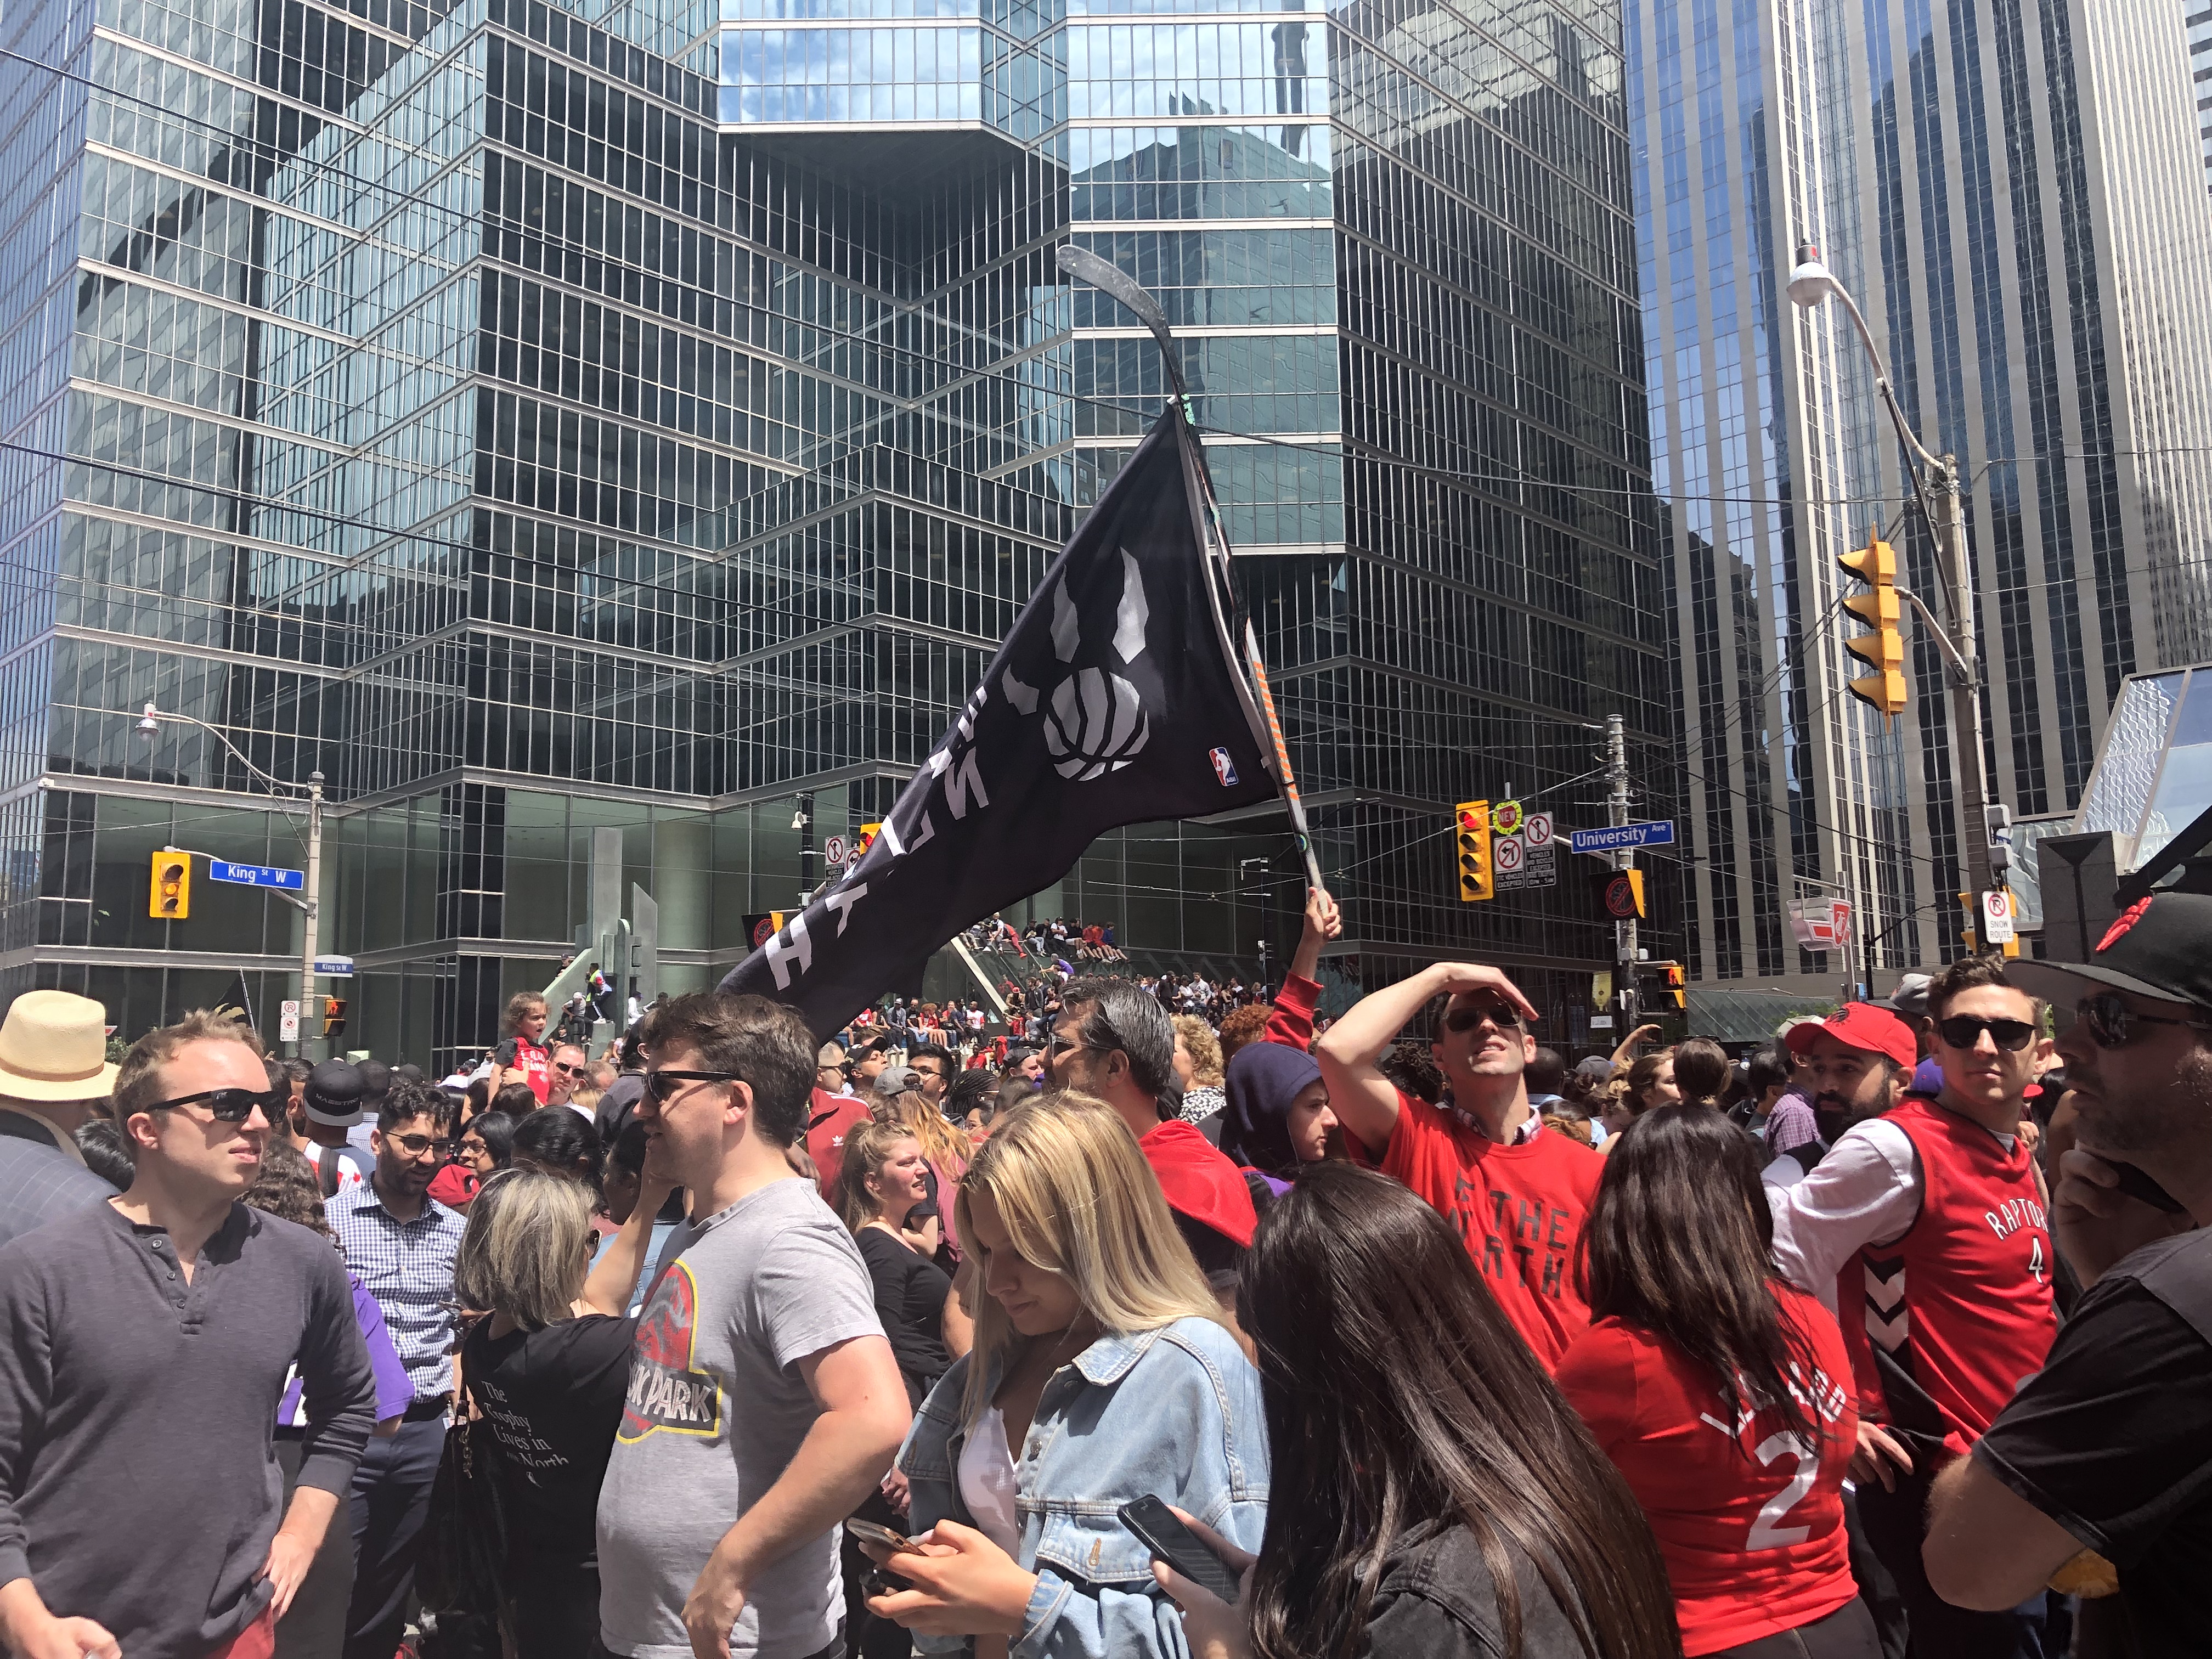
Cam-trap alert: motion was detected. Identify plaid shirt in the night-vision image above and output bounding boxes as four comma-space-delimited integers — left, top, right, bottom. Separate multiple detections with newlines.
329, 1178, 464, 1397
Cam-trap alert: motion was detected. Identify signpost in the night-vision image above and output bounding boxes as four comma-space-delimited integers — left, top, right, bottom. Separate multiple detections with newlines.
279, 1000, 300, 1042
1492, 800, 1525, 836
207, 859, 304, 890
823, 834, 848, 866
1787, 898, 1853, 950
1569, 820, 1675, 854
1982, 888, 2016, 945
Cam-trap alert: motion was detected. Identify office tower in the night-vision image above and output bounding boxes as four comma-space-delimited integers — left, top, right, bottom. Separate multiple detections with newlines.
1, 0, 1662, 1059
1627, 0, 2212, 1014
2191, 0, 2211, 193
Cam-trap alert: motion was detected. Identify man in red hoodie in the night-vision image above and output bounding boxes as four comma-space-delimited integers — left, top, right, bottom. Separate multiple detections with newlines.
1049, 977, 1255, 1273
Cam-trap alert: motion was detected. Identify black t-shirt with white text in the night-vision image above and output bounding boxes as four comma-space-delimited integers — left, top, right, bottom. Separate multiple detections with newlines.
461, 1312, 637, 1572
1974, 1228, 2212, 1659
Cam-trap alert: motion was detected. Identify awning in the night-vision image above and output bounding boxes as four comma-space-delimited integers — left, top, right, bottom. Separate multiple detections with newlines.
1685, 987, 1839, 1045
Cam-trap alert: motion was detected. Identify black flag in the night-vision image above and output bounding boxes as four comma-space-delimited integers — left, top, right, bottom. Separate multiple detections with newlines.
719, 405, 1278, 1036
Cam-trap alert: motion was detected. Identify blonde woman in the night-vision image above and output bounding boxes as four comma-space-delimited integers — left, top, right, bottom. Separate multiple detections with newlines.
860, 1093, 1269, 1659
453, 1165, 674, 1658
888, 1080, 974, 1259
1170, 1014, 1226, 1124
833, 1118, 974, 1405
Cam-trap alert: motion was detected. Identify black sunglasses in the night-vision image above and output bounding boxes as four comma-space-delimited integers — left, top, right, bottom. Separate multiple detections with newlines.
645, 1069, 741, 1103
2074, 993, 2212, 1050
1443, 1003, 1523, 1033
1934, 1015, 2038, 1053
143, 1087, 286, 1124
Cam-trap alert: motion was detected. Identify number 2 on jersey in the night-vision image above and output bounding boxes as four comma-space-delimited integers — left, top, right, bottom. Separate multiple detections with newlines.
1746, 1432, 1816, 1549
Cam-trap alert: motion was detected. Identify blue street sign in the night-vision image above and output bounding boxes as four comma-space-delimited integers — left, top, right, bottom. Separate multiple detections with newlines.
313, 957, 354, 977
207, 859, 304, 890
1568, 821, 1676, 854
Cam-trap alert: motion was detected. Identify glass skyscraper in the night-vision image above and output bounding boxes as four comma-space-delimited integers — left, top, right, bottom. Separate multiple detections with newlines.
2, 0, 1664, 1063
1626, 0, 2212, 1009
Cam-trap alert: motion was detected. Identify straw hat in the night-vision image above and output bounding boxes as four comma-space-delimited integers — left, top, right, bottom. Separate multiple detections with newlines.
0, 991, 120, 1103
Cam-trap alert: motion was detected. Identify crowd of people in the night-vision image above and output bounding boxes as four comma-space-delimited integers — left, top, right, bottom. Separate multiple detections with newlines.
0, 884, 2206, 1659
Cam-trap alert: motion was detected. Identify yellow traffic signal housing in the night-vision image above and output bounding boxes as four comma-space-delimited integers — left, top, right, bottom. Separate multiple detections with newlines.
149, 850, 190, 919
1597, 868, 1647, 920
323, 996, 347, 1039
1665, 962, 1686, 1009
1839, 531, 1908, 718
1455, 801, 1493, 902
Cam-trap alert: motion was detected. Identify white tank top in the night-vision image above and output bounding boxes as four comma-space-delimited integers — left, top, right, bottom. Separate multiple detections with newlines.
957, 1404, 1022, 1558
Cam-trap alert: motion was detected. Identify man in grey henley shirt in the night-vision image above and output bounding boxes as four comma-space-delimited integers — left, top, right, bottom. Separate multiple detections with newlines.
0, 1011, 374, 1659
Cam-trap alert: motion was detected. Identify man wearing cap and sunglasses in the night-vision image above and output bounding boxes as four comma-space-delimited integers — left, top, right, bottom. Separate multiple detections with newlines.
1317, 961, 1602, 1371
1769, 955, 2057, 1659
0, 1008, 375, 1659
1923, 891, 2212, 1658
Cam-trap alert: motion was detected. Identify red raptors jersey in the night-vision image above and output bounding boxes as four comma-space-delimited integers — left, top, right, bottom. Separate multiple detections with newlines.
498, 1035, 551, 1103
1558, 1288, 1860, 1656
1855, 1096, 2055, 1455
1371, 1092, 1601, 1369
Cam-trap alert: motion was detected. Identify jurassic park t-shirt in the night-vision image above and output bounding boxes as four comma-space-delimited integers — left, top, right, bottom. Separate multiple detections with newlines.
594, 1177, 885, 1658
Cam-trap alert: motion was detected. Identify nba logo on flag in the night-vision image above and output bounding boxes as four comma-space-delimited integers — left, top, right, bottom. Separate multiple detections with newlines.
1210, 747, 1239, 787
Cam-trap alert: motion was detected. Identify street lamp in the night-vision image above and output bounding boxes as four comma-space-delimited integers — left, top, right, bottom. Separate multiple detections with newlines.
136, 702, 327, 1059
1786, 243, 1997, 920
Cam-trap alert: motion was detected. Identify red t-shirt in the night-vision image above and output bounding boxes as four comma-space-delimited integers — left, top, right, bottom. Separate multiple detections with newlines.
496, 1035, 551, 1103
1369, 1092, 1600, 1369
1555, 1288, 1860, 1656
805, 1088, 871, 1202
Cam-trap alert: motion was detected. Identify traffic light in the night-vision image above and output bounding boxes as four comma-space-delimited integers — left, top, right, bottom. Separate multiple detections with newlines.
322, 996, 347, 1039
1839, 530, 1908, 718
1664, 962, 1686, 1009
1597, 868, 1646, 920
1454, 801, 1493, 902
149, 850, 190, 919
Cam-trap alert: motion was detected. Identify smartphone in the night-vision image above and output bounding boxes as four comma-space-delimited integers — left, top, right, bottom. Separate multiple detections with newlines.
1117, 1496, 1243, 1605
844, 1518, 921, 1553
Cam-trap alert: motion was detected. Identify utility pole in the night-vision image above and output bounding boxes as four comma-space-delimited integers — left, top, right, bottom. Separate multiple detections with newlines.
1606, 713, 1637, 1023
1934, 455, 1995, 917
298, 771, 324, 1062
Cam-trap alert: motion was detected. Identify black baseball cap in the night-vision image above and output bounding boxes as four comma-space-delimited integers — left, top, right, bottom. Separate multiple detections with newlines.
303, 1059, 365, 1127
2010, 892, 2212, 1013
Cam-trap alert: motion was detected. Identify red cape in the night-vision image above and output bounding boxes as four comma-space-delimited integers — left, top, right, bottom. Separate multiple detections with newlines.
1139, 1118, 1257, 1247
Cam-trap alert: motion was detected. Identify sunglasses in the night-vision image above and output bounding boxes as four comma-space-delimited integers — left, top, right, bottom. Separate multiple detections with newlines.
1443, 1003, 1522, 1034
645, 1068, 741, 1104
551, 1062, 585, 1076
2074, 992, 2212, 1050
143, 1087, 285, 1124
1934, 1015, 2038, 1053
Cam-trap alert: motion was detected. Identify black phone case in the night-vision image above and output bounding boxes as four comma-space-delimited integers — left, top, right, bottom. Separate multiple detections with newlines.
1118, 1498, 1243, 1604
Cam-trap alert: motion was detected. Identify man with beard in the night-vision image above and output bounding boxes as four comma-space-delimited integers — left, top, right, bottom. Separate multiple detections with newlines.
1769, 965, 2056, 1659
1761, 1003, 1915, 1188
1925, 891, 2212, 1658
329, 1080, 464, 1659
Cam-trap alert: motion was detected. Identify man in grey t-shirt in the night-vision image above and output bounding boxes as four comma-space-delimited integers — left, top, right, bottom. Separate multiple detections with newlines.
597, 993, 909, 1659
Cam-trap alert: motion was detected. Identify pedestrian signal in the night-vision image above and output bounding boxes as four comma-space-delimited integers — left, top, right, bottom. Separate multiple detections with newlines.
1455, 802, 1493, 902
1664, 962, 1686, 1009
1598, 870, 1646, 920
1839, 530, 1908, 718
322, 996, 347, 1039
149, 851, 190, 919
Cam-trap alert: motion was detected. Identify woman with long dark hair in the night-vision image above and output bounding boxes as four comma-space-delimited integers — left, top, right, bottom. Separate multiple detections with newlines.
1555, 1107, 1869, 1658
1156, 1161, 1678, 1659
1668, 1039, 1733, 1111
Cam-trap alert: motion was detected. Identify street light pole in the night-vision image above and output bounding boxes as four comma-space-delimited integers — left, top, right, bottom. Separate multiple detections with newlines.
136, 703, 326, 1058
1786, 244, 1995, 934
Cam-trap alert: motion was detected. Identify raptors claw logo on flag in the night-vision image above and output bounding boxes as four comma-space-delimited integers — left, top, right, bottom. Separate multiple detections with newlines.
720, 404, 1280, 1036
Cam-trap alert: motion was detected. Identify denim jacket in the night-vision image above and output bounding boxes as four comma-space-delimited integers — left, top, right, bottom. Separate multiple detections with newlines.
896, 1316, 1270, 1659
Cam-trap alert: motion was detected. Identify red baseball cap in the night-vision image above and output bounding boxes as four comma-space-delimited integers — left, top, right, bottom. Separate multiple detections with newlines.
1784, 1002, 1917, 1070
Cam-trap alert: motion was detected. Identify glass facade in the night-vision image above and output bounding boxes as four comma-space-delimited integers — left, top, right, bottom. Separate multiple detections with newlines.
1628, 0, 2212, 995
2, 0, 1664, 1062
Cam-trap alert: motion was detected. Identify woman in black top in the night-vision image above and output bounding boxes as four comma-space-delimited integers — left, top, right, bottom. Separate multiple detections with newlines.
452, 1164, 673, 1659
1155, 1164, 1680, 1659
832, 1117, 973, 1659
832, 1117, 972, 1403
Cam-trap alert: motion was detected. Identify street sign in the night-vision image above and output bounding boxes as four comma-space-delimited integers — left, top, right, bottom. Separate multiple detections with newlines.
1493, 834, 1525, 874
279, 1000, 300, 1041
822, 834, 848, 865
1524, 812, 1554, 848
207, 859, 304, 890
1570, 821, 1675, 854
1493, 800, 1525, 836
313, 956, 354, 977
1788, 899, 1852, 949
1590, 1015, 1616, 1030
1982, 889, 2016, 945
1494, 836, 1557, 893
